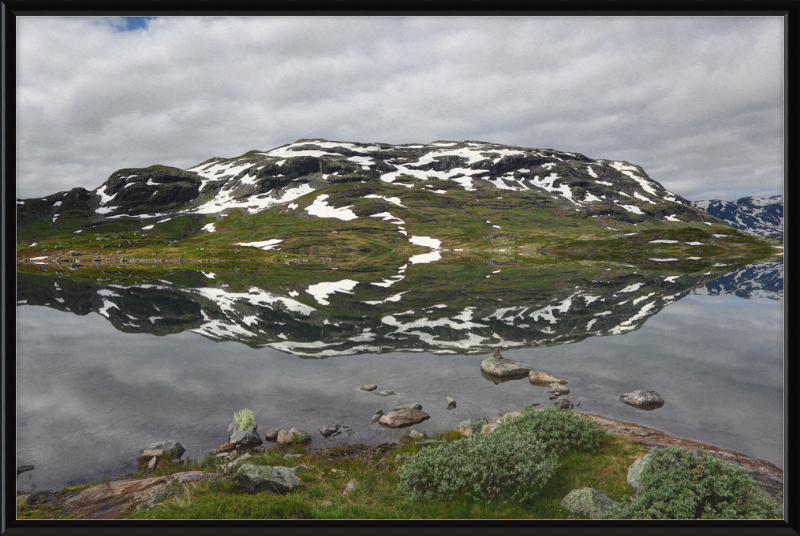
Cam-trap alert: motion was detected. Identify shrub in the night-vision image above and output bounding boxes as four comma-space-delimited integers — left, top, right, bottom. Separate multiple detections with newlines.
396, 431, 558, 504
602, 446, 780, 519
494, 406, 606, 454
233, 409, 256, 432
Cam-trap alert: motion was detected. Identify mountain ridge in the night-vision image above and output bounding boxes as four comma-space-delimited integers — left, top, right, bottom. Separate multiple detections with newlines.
691, 195, 783, 240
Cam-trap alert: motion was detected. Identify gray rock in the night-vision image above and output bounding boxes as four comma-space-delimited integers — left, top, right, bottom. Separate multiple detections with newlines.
360, 384, 378, 391
374, 458, 388, 469
343, 481, 359, 494
228, 421, 263, 447
264, 428, 281, 442
627, 453, 652, 494
480, 354, 535, 379
548, 383, 570, 395
456, 418, 488, 437
378, 408, 431, 428
253, 446, 266, 453
284, 454, 303, 460
394, 403, 422, 411
408, 429, 425, 439
416, 440, 441, 447
292, 465, 307, 475
560, 487, 618, 519
554, 398, 574, 409
147, 457, 158, 470
620, 389, 665, 410
375, 390, 395, 397
233, 464, 306, 494
138, 440, 185, 459
318, 424, 342, 439
446, 397, 456, 409
370, 411, 384, 425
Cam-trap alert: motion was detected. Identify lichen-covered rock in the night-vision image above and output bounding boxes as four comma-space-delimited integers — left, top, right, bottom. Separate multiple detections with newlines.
560, 487, 618, 519
456, 418, 488, 437
620, 389, 665, 410
548, 383, 570, 395
528, 370, 567, 386
233, 464, 306, 494
378, 408, 430, 428
627, 453, 652, 494
480, 355, 534, 379
228, 421, 263, 447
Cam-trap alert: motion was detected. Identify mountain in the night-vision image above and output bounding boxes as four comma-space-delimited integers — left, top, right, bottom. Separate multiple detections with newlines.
691, 196, 783, 240
694, 259, 783, 300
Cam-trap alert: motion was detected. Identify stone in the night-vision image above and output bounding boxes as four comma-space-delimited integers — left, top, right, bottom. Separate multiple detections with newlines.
529, 369, 568, 386
253, 446, 266, 453
139, 440, 185, 460
549, 383, 570, 395
495, 412, 524, 425
370, 410, 384, 425
284, 454, 303, 460
456, 418, 488, 437
147, 457, 158, 470
16, 465, 34, 476
555, 398, 574, 409
228, 420, 263, 447
620, 389, 665, 410
343, 481, 359, 494
394, 403, 422, 411
321, 501, 334, 507
292, 465, 307, 475
446, 397, 456, 409
220, 443, 236, 452
264, 428, 281, 442
233, 464, 306, 494
416, 440, 441, 447
318, 424, 342, 439
627, 453, 652, 494
481, 423, 498, 434
480, 354, 535, 379
374, 390, 395, 397
378, 408, 431, 428
360, 384, 378, 391
277, 428, 311, 446
560, 487, 618, 519
408, 429, 425, 439
62, 471, 211, 519
374, 458, 388, 469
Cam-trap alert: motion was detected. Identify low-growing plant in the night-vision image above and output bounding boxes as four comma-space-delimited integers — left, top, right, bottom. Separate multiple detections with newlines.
397, 431, 558, 504
233, 408, 256, 431
494, 406, 606, 454
602, 446, 780, 519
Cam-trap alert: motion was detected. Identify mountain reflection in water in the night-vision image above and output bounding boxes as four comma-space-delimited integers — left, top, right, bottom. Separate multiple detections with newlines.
18, 258, 782, 357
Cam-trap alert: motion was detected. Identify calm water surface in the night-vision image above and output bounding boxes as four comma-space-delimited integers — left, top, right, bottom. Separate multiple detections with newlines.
16, 263, 784, 493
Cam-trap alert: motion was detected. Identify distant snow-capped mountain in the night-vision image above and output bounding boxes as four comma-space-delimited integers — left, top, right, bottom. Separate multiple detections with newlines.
692, 195, 783, 240
694, 259, 783, 300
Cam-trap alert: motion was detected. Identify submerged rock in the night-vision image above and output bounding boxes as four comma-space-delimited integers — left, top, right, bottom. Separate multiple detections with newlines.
554, 398, 574, 410
620, 389, 665, 410
446, 396, 457, 409
16, 465, 34, 476
318, 424, 342, 439
378, 408, 430, 428
360, 384, 377, 391
370, 409, 385, 425
560, 487, 618, 519
394, 403, 422, 411
233, 464, 306, 494
375, 390, 396, 397
548, 383, 570, 395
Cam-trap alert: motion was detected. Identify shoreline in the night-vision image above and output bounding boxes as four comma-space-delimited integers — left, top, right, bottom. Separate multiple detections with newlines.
18, 409, 783, 500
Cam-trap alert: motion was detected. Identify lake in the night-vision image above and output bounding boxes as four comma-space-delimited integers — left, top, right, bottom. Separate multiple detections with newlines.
15, 258, 784, 493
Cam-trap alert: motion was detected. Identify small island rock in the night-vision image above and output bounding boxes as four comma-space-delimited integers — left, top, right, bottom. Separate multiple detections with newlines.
480, 351, 535, 379
620, 389, 665, 410
529, 370, 567, 386
360, 384, 378, 391
378, 408, 431, 428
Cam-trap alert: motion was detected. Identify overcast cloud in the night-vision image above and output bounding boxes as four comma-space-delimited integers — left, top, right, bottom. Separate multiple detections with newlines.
16, 16, 784, 201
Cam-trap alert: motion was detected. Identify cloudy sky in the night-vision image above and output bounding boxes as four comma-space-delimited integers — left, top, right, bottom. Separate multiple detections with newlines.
16, 16, 784, 201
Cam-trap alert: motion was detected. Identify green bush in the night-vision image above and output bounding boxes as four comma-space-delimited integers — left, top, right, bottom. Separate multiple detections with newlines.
233, 409, 256, 432
396, 431, 558, 504
494, 406, 606, 454
603, 446, 779, 519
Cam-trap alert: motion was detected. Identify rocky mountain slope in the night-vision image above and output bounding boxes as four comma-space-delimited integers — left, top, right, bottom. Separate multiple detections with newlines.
691, 196, 783, 240
18, 139, 728, 250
